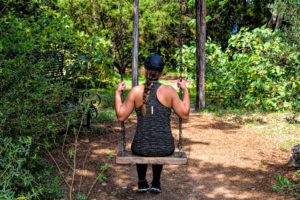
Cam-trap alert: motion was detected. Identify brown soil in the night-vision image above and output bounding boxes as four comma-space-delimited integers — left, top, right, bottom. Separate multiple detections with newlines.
55, 79, 296, 200
56, 111, 297, 200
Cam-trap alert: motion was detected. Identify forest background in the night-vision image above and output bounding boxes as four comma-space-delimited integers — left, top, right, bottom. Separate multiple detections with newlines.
0, 0, 299, 199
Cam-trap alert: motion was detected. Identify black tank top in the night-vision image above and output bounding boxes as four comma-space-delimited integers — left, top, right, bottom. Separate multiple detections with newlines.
131, 82, 175, 156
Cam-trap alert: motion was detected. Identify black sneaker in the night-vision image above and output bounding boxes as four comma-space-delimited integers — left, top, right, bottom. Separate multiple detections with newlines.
150, 182, 161, 193
150, 186, 161, 193
138, 180, 149, 193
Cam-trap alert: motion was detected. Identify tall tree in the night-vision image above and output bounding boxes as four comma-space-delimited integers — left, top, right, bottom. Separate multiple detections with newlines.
195, 0, 206, 109
132, 0, 139, 87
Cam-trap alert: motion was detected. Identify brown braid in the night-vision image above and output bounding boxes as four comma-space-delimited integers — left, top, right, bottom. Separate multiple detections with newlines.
141, 70, 161, 116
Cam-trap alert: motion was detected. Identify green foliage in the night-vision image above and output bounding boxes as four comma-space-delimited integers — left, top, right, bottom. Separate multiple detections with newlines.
268, 0, 300, 113
273, 175, 295, 192
68, 148, 76, 159
295, 170, 300, 178
0, 56, 71, 198
1, 0, 299, 197
269, 0, 300, 47
0, 136, 64, 199
1, 1, 120, 196
98, 173, 107, 184
98, 152, 113, 184
188, 0, 273, 47
56, 0, 190, 71
273, 175, 297, 196
181, 27, 300, 111
97, 110, 116, 123
76, 193, 88, 200
1, 3, 74, 198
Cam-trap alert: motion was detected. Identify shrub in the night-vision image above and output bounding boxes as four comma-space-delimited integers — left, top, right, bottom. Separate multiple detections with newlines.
180, 27, 300, 111
0, 54, 75, 198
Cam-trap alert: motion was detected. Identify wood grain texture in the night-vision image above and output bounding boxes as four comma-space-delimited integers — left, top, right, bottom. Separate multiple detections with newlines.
116, 151, 188, 165
132, 0, 139, 87
195, 0, 206, 109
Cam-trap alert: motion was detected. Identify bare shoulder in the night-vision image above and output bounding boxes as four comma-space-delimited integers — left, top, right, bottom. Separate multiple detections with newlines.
158, 84, 177, 98
160, 84, 176, 93
131, 84, 144, 92
129, 85, 144, 97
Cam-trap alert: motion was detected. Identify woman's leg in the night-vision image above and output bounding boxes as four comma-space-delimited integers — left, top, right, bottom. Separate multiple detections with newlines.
152, 164, 163, 189
136, 164, 149, 192
136, 164, 148, 181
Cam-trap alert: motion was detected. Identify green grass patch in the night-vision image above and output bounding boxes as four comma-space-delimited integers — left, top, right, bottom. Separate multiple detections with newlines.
96, 88, 115, 108
280, 139, 300, 152
96, 109, 116, 123
188, 86, 197, 105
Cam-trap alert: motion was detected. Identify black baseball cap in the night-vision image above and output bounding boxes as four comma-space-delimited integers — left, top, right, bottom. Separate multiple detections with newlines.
144, 54, 164, 72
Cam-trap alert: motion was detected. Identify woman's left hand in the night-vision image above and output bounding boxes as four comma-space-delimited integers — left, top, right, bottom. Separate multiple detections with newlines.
117, 81, 126, 93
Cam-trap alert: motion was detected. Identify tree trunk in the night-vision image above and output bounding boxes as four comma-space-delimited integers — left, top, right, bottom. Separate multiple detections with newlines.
132, 0, 139, 87
195, 0, 206, 110
243, 0, 247, 25
275, 14, 283, 30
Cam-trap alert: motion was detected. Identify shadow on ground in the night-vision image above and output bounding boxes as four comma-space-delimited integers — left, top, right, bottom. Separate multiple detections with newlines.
54, 113, 292, 200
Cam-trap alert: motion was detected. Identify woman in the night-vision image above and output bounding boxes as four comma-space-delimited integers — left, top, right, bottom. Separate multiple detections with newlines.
115, 54, 190, 193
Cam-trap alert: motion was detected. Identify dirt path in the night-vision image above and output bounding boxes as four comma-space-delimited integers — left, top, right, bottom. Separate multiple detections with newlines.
76, 112, 291, 200
60, 78, 294, 200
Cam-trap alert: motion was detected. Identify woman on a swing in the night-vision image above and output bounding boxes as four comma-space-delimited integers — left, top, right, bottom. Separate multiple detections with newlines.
115, 54, 190, 193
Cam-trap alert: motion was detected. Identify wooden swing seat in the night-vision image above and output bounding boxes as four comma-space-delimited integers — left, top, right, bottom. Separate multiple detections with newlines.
116, 151, 187, 165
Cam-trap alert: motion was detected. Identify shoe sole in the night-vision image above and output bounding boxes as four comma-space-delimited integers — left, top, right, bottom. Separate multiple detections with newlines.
150, 188, 161, 193
138, 188, 149, 193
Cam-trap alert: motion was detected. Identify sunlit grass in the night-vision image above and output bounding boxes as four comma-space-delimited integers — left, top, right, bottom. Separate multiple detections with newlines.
96, 109, 116, 123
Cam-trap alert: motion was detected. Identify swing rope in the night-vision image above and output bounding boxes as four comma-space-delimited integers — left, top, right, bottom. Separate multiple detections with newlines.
119, 0, 126, 155
178, 0, 184, 152
118, 0, 185, 156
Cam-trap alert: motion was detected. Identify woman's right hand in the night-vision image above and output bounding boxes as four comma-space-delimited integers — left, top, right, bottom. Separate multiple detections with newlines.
117, 81, 126, 94
177, 79, 188, 92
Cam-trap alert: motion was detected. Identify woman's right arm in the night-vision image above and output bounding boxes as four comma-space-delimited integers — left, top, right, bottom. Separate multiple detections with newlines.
171, 80, 190, 119
115, 81, 136, 122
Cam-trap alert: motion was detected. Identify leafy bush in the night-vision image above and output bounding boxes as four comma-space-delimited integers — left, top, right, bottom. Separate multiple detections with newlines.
0, 2, 120, 197
1, 10, 72, 199
0, 136, 64, 199
273, 173, 300, 198
181, 27, 300, 111
0, 54, 75, 198
273, 174, 296, 193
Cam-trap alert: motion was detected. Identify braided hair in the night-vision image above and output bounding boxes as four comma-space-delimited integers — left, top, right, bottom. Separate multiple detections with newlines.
141, 70, 161, 116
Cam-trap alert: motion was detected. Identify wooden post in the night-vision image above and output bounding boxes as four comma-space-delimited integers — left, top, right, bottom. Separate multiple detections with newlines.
132, 0, 139, 87
195, 0, 206, 109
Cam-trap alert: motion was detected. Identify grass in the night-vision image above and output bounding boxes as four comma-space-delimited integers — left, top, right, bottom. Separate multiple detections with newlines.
96, 109, 116, 123
246, 112, 300, 152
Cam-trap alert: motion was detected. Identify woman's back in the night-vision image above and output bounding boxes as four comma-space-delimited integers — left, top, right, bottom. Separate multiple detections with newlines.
131, 82, 175, 156
132, 84, 173, 109
131, 82, 189, 120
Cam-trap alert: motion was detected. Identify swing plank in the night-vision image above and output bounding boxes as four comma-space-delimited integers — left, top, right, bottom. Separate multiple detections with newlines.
116, 151, 187, 165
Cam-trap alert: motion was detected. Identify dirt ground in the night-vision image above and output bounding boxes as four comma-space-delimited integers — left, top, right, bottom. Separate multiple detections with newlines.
56, 78, 297, 200
57, 110, 297, 200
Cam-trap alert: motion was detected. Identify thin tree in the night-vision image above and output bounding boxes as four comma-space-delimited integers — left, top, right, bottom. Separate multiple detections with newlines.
195, 0, 206, 109
132, 0, 139, 87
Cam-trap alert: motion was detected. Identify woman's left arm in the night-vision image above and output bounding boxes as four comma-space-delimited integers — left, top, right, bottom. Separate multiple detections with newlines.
115, 81, 136, 121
